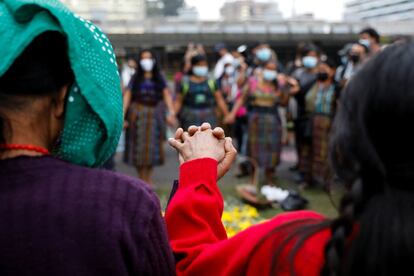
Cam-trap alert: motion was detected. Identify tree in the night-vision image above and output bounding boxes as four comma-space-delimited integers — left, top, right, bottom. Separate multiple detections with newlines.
162, 0, 184, 16
146, 0, 184, 17
146, 0, 164, 17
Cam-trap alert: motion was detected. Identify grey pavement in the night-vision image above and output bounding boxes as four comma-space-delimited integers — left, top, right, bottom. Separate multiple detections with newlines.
114, 141, 297, 190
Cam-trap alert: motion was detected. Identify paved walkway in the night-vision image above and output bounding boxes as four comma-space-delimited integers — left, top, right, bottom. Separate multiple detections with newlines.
114, 141, 298, 189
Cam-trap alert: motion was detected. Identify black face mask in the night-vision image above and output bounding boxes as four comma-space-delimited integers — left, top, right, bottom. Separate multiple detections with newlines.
317, 72, 329, 81
349, 54, 360, 63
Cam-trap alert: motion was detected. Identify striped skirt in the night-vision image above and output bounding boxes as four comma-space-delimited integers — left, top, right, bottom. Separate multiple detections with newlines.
124, 102, 165, 168
179, 106, 217, 130
312, 114, 333, 184
247, 111, 282, 169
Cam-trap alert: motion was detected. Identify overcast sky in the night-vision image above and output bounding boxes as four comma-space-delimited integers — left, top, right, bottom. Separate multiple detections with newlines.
185, 0, 346, 21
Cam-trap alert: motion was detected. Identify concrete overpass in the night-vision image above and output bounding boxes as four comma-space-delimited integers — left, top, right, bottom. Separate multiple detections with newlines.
99, 19, 413, 67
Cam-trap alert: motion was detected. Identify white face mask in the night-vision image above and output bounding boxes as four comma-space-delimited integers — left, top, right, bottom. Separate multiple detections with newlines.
263, 69, 277, 81
140, 58, 154, 72
225, 66, 235, 75
193, 66, 209, 77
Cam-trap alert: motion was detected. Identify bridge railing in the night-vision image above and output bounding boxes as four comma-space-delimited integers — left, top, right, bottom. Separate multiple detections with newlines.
96, 18, 413, 36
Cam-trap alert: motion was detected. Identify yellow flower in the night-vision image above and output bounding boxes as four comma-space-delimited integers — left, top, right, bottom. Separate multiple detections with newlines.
222, 212, 233, 222
246, 207, 259, 218
222, 202, 264, 237
227, 228, 237, 238
238, 220, 253, 230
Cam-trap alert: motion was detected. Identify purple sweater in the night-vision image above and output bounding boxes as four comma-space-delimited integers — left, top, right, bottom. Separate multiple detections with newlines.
0, 156, 175, 275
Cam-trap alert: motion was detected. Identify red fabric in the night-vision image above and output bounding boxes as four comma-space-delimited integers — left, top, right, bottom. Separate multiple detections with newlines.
165, 158, 332, 276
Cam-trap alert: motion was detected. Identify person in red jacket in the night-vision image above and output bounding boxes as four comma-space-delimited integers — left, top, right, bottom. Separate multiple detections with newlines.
166, 42, 414, 276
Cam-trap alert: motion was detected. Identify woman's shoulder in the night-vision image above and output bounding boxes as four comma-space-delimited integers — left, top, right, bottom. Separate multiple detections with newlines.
45, 156, 159, 208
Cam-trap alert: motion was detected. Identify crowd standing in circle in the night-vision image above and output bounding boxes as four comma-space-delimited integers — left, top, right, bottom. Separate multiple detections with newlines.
3, 2, 413, 275
120, 30, 387, 191
166, 39, 414, 276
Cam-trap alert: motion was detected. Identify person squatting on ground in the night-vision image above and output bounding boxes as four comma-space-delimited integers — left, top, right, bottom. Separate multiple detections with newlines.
166, 42, 414, 276
0, 1, 174, 275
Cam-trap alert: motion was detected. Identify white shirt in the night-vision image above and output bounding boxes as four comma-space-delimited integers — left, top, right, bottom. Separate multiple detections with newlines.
214, 53, 234, 79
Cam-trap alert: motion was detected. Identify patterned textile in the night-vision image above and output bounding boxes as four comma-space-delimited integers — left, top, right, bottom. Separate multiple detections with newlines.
299, 82, 337, 184
128, 76, 166, 105
312, 115, 333, 184
0, 0, 123, 167
179, 107, 218, 130
305, 83, 336, 116
124, 103, 165, 167
247, 111, 282, 169
247, 77, 280, 107
298, 134, 312, 182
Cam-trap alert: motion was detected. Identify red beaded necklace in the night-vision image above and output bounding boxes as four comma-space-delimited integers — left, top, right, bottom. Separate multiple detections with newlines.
0, 144, 50, 155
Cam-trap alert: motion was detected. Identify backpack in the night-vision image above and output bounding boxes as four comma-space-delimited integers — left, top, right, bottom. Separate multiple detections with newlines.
181, 79, 217, 108
181, 79, 216, 97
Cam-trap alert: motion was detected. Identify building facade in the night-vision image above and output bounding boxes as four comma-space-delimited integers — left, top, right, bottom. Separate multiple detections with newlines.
344, 0, 414, 21
60, 0, 146, 23
220, 0, 283, 21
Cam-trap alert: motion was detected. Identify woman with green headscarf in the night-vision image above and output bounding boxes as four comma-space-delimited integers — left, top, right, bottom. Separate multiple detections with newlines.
0, 1, 174, 275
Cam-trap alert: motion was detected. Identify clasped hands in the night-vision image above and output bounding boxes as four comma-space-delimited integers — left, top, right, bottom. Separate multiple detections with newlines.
168, 123, 238, 179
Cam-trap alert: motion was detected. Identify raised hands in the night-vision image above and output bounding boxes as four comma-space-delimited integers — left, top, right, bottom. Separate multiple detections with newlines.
168, 123, 238, 180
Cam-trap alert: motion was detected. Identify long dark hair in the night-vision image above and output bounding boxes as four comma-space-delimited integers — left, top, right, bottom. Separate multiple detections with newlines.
0, 31, 74, 144
322, 41, 414, 276
251, 42, 414, 275
131, 49, 164, 89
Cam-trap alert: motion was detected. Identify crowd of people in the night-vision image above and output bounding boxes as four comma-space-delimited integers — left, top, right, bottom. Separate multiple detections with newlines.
121, 27, 384, 189
2, 1, 414, 275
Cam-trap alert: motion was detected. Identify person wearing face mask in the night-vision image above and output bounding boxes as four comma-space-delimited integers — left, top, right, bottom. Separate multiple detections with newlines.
217, 63, 237, 107
290, 44, 320, 179
336, 43, 368, 90
214, 43, 234, 80
256, 47, 273, 64
123, 49, 177, 184
0, 1, 175, 274
175, 54, 229, 130
359, 27, 381, 56
225, 61, 289, 185
247, 44, 275, 76
217, 63, 237, 136
121, 57, 138, 89
300, 59, 338, 187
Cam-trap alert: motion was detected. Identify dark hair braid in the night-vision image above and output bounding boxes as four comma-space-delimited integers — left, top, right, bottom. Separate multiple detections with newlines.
321, 178, 363, 276
322, 42, 414, 276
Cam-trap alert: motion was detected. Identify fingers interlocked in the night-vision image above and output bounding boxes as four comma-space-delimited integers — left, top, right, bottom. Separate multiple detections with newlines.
168, 123, 237, 180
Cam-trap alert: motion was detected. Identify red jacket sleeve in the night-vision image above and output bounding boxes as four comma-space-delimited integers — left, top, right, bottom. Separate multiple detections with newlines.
165, 158, 331, 276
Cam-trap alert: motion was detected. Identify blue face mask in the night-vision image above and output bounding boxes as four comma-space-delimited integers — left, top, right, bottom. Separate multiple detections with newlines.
256, 48, 272, 62
263, 69, 277, 81
302, 56, 318, 69
193, 66, 209, 77
341, 56, 348, 65
359, 39, 371, 49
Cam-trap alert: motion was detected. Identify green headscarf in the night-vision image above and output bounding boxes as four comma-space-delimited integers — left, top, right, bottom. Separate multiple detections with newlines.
0, 0, 123, 167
